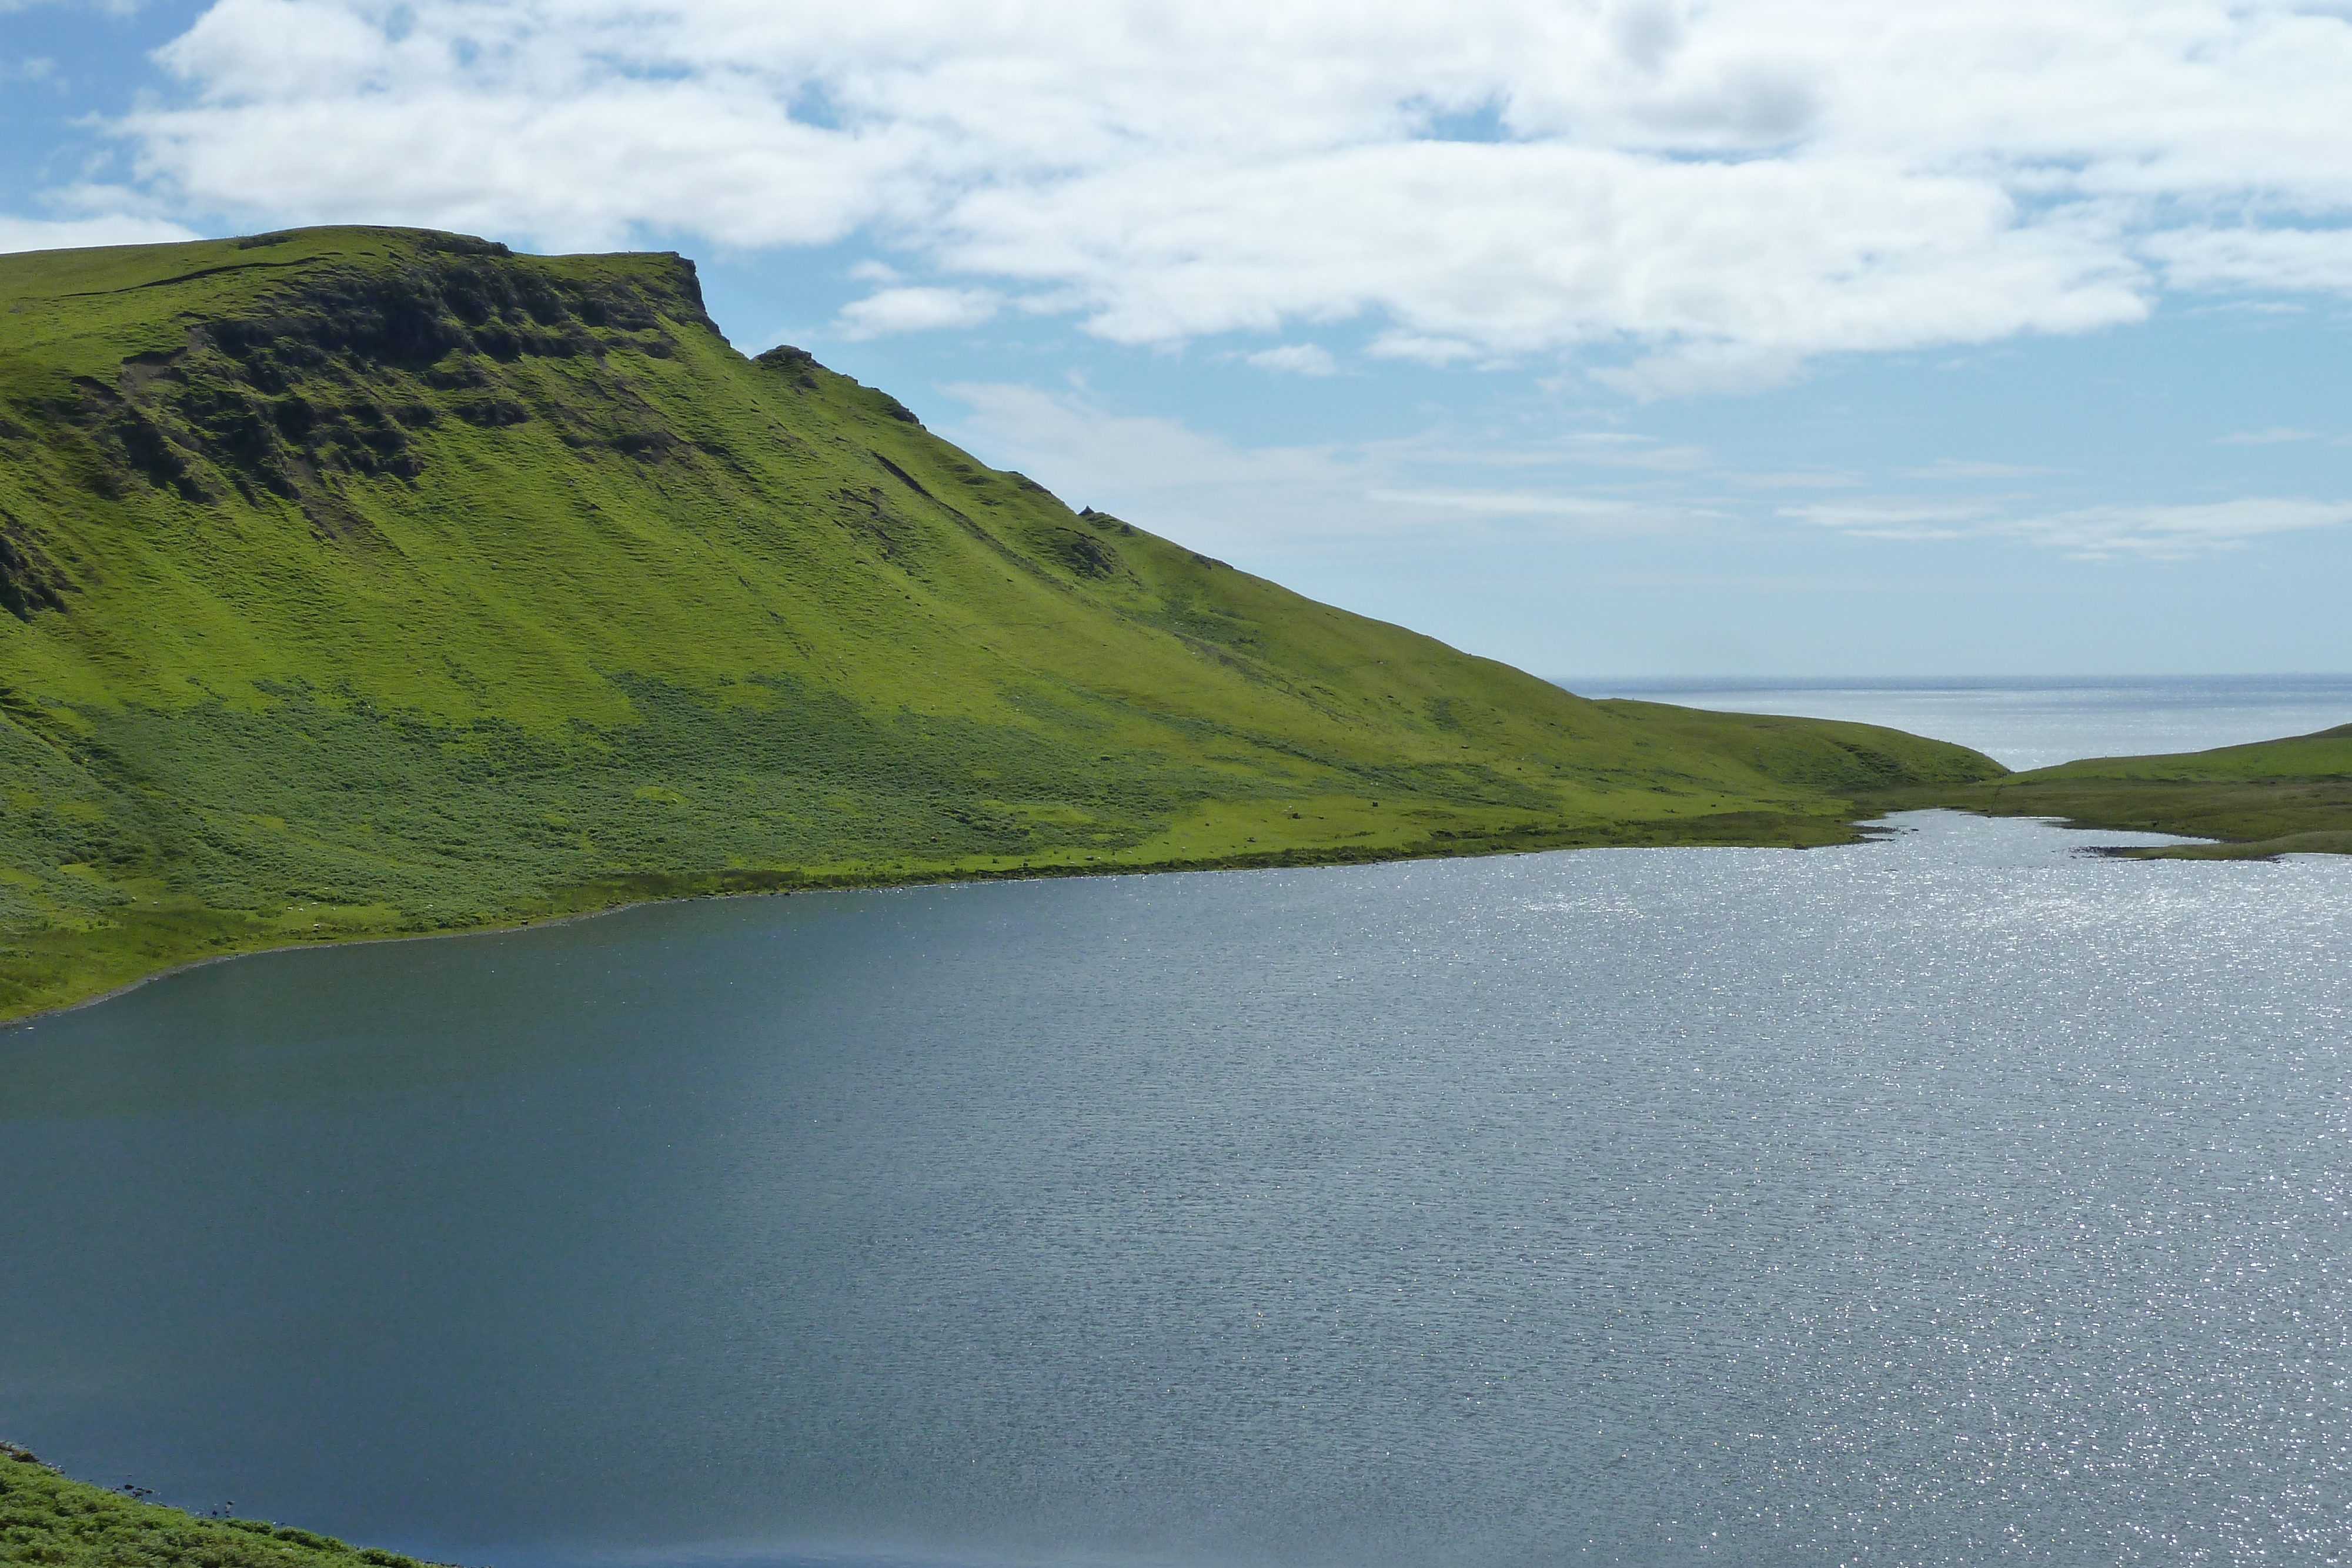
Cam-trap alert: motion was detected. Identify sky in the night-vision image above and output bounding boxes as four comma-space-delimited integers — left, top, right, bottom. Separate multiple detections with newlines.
3, 1, 2350, 680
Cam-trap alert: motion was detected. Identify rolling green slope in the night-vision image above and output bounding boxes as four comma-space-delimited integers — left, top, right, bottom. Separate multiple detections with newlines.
0, 226, 2003, 1018
0, 1442, 430, 1568
1883, 725, 2352, 859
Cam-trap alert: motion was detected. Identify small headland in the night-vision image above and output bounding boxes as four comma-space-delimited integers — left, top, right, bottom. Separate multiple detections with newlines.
1863, 723, 2352, 859
0, 1442, 443, 1568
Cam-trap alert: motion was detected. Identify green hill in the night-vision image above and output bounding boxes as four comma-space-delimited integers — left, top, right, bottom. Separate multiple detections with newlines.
1, 1442, 428, 1568
1883, 724, 2352, 859
0, 226, 2002, 1019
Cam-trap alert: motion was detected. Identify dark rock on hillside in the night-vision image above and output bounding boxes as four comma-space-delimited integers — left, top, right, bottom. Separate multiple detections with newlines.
55, 238, 720, 521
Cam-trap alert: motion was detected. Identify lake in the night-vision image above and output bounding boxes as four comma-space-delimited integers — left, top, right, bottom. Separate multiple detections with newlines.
5, 681, 2351, 1566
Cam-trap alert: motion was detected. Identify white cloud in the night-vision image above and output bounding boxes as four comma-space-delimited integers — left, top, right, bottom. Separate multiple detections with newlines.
1549, 434, 1713, 473
1363, 429, 1713, 473
940, 380, 1358, 550
1365, 487, 1694, 534
938, 381, 1715, 560
933, 377, 2349, 570
1367, 333, 1484, 366
2033, 499, 2352, 556
1904, 459, 2050, 480
833, 285, 998, 337
1790, 496, 2352, 558
1, 0, 136, 14
2218, 427, 2317, 444
0, 213, 203, 253
1594, 345, 1818, 400
2144, 227, 2352, 295
1783, 503, 1989, 543
1245, 343, 1338, 376
1726, 470, 1863, 490
83, 1, 2352, 390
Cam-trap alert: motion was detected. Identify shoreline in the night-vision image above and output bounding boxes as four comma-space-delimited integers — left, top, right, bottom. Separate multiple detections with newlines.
0, 809, 1905, 1032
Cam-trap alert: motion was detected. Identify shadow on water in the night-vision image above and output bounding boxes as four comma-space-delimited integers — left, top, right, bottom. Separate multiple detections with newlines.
0, 891, 884, 1120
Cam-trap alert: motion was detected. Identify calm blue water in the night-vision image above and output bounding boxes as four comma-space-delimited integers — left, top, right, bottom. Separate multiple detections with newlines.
5, 684, 2352, 1567
1568, 675, 2352, 770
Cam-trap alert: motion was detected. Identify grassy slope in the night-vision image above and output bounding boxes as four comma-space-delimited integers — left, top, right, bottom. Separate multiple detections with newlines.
0, 1444, 432, 1568
0, 226, 2003, 1018
1875, 725, 2352, 858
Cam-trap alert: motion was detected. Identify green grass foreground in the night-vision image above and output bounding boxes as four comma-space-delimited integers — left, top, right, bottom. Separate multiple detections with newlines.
0, 1444, 435, 1568
0, 226, 2005, 1020
1871, 724, 2352, 858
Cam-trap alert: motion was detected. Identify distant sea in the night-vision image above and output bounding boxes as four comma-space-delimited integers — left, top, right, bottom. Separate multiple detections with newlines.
1563, 674, 2352, 771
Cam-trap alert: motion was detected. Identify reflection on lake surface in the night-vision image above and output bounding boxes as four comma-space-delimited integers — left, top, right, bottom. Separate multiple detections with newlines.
5, 812, 2351, 1566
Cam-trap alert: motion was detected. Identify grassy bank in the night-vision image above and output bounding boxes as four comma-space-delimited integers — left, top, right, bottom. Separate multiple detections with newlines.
1870, 723, 2352, 858
0, 690, 1998, 1023
0, 226, 2004, 1019
0, 1443, 436, 1568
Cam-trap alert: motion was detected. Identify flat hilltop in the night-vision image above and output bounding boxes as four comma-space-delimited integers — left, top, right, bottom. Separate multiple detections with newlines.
0, 226, 2002, 1019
